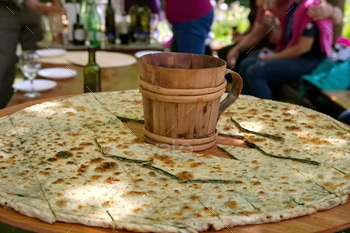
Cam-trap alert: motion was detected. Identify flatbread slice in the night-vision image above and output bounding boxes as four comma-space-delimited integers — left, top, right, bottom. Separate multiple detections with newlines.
0, 117, 55, 223
218, 145, 345, 210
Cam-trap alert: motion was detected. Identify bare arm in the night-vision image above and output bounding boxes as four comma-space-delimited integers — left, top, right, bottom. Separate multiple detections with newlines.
330, 6, 344, 25
264, 36, 315, 61
24, 0, 61, 15
235, 23, 269, 53
308, 0, 343, 25
226, 22, 269, 66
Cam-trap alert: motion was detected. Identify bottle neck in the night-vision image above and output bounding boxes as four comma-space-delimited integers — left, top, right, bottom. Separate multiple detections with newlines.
88, 50, 96, 63
107, 0, 112, 6
88, 0, 97, 11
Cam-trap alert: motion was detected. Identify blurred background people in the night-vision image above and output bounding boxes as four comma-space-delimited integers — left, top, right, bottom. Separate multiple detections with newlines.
226, 0, 344, 70
164, 0, 214, 54
0, 0, 60, 108
217, 0, 277, 70
237, 0, 336, 99
308, 0, 345, 40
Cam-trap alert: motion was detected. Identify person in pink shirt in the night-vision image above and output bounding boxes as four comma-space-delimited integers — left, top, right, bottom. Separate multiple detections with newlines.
164, 0, 214, 54
226, 0, 343, 68
235, 0, 338, 99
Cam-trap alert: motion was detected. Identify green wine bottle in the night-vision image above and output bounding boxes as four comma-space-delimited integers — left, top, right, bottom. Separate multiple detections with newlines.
83, 47, 101, 93
129, 0, 151, 44
79, 0, 88, 28
86, 0, 101, 48
138, 0, 151, 43
105, 0, 116, 44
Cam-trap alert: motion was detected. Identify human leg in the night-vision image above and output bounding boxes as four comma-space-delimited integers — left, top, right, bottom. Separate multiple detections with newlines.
245, 58, 323, 99
237, 55, 259, 94
171, 11, 214, 54
0, 4, 21, 108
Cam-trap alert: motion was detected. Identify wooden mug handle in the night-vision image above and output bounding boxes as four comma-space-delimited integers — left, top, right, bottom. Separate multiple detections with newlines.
218, 70, 243, 119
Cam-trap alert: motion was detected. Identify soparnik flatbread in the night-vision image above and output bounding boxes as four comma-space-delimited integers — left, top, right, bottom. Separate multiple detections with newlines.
0, 91, 349, 233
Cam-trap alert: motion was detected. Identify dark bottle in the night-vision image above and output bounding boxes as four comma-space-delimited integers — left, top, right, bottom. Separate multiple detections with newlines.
73, 14, 85, 45
119, 11, 129, 44
105, 0, 116, 44
83, 47, 101, 93
129, 0, 151, 43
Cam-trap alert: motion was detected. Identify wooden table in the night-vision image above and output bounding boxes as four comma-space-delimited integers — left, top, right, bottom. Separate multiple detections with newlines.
0, 98, 349, 233
7, 62, 140, 107
321, 90, 350, 110
37, 40, 165, 55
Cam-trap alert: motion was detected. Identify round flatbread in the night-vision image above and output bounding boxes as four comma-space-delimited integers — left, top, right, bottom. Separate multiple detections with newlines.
0, 90, 349, 233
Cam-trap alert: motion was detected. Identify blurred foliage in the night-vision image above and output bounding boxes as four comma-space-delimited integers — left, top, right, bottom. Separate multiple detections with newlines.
343, 0, 350, 38
212, 0, 250, 46
225, 0, 250, 8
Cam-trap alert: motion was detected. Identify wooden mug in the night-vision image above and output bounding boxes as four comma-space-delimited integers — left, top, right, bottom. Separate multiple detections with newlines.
138, 52, 243, 151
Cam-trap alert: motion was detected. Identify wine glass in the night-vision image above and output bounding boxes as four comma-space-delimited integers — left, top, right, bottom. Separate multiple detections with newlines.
19, 51, 41, 98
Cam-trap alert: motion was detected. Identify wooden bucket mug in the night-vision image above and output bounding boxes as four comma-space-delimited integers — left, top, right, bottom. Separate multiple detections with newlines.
138, 52, 243, 151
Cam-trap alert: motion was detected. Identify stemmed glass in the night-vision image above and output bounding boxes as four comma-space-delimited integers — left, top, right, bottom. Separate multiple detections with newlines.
19, 51, 41, 98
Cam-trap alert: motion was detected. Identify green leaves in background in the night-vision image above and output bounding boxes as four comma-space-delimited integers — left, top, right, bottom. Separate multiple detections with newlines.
343, 0, 350, 38
212, 1, 250, 46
